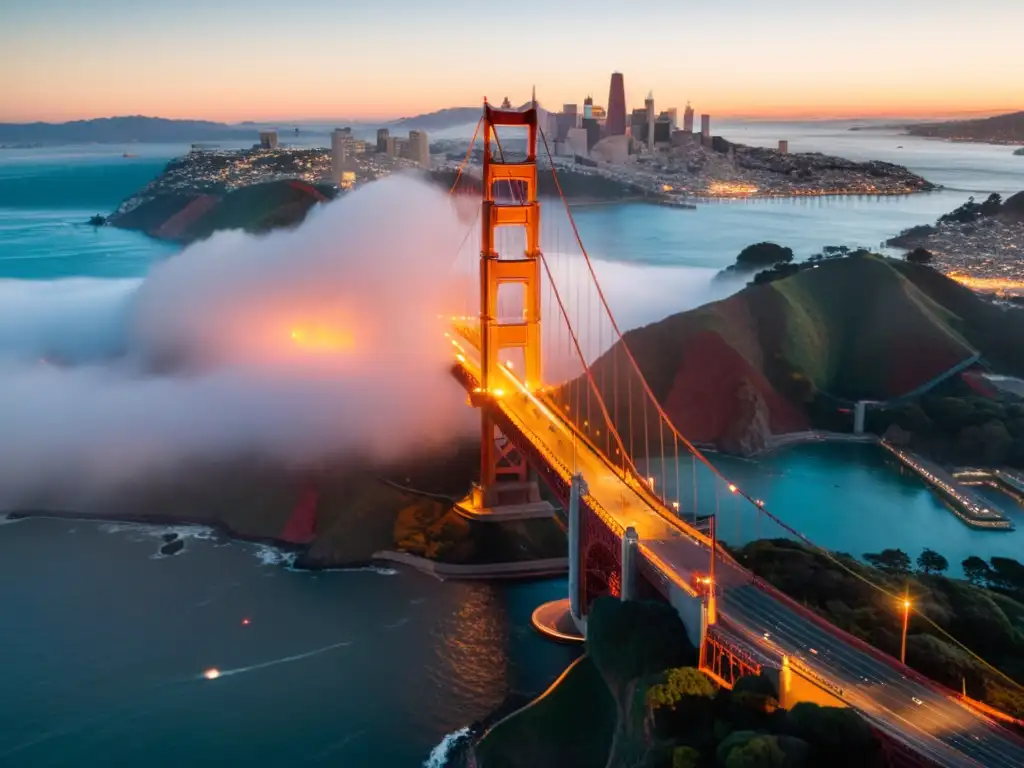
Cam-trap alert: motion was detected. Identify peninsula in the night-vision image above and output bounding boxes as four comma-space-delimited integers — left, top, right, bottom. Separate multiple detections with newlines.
902, 110, 1024, 145
434, 137, 933, 202
107, 146, 403, 243
887, 191, 1024, 293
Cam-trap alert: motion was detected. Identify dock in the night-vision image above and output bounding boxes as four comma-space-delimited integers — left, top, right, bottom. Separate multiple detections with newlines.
880, 442, 1014, 530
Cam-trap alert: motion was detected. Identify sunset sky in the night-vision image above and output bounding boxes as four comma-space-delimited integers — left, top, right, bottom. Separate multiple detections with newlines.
2, 0, 1021, 123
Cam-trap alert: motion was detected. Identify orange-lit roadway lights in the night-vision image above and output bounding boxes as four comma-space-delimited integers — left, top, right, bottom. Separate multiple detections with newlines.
203, 668, 221, 680
900, 595, 912, 665
728, 483, 738, 493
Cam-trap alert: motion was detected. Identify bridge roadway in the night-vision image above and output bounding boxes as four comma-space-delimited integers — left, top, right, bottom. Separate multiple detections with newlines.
452, 332, 1024, 768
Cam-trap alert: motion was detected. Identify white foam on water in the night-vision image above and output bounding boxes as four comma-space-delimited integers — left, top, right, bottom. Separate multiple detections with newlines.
98, 521, 217, 542
286, 563, 399, 577
423, 727, 471, 768
0, 514, 24, 526
252, 544, 298, 568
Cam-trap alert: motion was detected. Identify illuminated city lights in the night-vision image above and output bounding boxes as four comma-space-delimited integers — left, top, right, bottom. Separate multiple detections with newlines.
947, 273, 1024, 295
203, 668, 221, 680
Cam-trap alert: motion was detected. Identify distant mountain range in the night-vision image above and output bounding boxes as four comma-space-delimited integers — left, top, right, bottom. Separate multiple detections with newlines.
388, 107, 479, 132
0, 116, 259, 145
903, 110, 1024, 144
388, 101, 553, 134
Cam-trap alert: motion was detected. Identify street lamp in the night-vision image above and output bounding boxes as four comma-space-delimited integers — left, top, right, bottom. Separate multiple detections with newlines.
900, 595, 912, 665
707, 513, 718, 625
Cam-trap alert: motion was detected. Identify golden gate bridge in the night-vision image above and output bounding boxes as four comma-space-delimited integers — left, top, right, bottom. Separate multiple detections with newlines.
444, 98, 1024, 768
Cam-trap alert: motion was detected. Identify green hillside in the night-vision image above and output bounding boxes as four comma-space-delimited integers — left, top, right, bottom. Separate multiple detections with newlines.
110, 180, 333, 244
570, 254, 1024, 454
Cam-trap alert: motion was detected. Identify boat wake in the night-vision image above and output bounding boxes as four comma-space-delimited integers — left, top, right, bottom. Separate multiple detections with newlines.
199, 638, 353, 681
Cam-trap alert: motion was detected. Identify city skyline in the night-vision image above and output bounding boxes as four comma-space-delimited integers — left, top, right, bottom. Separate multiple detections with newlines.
2, 0, 1022, 123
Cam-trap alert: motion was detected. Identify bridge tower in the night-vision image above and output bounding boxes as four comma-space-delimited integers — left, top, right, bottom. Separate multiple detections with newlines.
474, 98, 545, 509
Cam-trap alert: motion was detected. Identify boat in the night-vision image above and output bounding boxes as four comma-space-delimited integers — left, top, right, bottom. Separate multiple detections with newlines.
122, 152, 137, 158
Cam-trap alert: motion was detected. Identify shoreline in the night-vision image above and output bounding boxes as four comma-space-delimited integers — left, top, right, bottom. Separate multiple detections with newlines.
2, 509, 572, 579
0, 509, 384, 571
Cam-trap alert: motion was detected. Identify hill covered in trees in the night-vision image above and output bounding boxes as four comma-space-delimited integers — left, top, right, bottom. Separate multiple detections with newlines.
584, 253, 1024, 454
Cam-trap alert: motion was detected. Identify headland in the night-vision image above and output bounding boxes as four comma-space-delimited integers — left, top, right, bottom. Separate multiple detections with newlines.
887, 191, 1024, 295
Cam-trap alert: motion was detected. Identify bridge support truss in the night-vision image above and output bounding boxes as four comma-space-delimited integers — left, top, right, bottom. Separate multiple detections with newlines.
699, 626, 762, 689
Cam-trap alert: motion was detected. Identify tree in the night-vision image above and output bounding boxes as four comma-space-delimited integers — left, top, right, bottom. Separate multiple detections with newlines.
735, 242, 794, 270
988, 558, 1024, 594
906, 247, 934, 264
962, 555, 991, 586
863, 549, 912, 575
725, 735, 788, 768
646, 667, 717, 709
917, 548, 949, 575
672, 745, 701, 768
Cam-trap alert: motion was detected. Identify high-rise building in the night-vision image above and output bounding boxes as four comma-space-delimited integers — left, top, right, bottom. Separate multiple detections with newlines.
629, 108, 648, 141
582, 117, 601, 151
259, 130, 279, 149
331, 128, 356, 180
654, 117, 672, 144
606, 72, 626, 136
556, 104, 579, 142
408, 130, 430, 168
778, 140, 789, 154
683, 102, 695, 133
583, 95, 593, 120
701, 114, 711, 140
644, 92, 655, 149
666, 107, 678, 131
376, 128, 390, 153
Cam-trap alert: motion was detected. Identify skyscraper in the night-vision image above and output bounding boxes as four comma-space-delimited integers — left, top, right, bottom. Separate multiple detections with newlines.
606, 72, 626, 136
408, 130, 430, 168
644, 91, 655, 149
376, 128, 389, 153
331, 128, 355, 180
701, 114, 711, 141
683, 102, 694, 133
583, 95, 593, 120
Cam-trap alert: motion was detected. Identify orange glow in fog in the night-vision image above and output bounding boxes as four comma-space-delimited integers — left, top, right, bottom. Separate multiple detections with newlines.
289, 326, 354, 353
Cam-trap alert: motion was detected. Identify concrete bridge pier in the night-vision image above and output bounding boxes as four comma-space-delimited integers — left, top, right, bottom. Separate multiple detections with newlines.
530, 472, 587, 643
621, 526, 639, 601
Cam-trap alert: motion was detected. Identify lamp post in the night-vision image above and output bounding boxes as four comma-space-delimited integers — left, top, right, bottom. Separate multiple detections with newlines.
707, 513, 717, 625
900, 594, 911, 665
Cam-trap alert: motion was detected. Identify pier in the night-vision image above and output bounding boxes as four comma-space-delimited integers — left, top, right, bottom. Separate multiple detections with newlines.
880, 442, 1014, 530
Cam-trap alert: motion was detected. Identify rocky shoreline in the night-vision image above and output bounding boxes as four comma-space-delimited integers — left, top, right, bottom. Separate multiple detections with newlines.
1, 508, 386, 571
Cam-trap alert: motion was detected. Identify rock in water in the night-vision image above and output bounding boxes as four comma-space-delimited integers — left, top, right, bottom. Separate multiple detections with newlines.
160, 538, 185, 556
720, 378, 772, 456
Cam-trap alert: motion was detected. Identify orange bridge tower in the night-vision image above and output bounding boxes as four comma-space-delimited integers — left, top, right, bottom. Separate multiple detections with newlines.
473, 98, 548, 513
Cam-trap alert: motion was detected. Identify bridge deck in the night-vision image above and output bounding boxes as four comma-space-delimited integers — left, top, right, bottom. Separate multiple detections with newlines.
451, 330, 1024, 768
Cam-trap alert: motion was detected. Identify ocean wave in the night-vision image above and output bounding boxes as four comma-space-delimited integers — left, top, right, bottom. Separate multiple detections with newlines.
252, 544, 298, 568
98, 521, 217, 541
423, 727, 471, 768
0, 513, 24, 526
